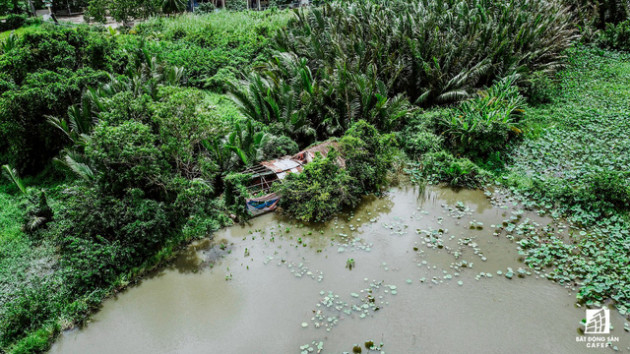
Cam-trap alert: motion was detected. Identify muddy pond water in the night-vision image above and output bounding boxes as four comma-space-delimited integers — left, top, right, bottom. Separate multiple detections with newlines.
50, 186, 630, 354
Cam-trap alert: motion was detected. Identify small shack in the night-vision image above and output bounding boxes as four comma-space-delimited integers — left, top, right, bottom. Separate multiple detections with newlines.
242, 140, 341, 216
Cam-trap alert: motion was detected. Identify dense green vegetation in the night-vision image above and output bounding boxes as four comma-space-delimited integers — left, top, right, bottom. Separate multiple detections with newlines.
1, 0, 629, 352
276, 120, 395, 222
505, 48, 630, 312
0, 11, 288, 353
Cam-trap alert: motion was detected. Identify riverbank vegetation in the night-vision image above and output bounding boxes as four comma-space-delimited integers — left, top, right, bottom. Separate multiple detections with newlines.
1, 0, 629, 352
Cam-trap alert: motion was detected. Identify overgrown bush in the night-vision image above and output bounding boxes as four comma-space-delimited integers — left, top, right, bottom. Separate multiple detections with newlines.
0, 279, 57, 349
269, 0, 293, 8
276, 149, 358, 222
22, 190, 53, 233
434, 76, 526, 158
223, 172, 252, 219
133, 12, 289, 87
49, 186, 169, 292
225, 0, 247, 11
579, 170, 630, 210
0, 68, 108, 174
340, 120, 394, 194
521, 71, 557, 105
0, 27, 119, 83
203, 66, 237, 92
85, 0, 160, 26
196, 2, 215, 13
85, 121, 168, 197
535, 170, 630, 219
598, 19, 630, 51
0, 26, 138, 174
398, 109, 445, 158
261, 134, 299, 160
0, 14, 26, 32
561, 0, 629, 29
415, 151, 488, 188
41, 78, 230, 296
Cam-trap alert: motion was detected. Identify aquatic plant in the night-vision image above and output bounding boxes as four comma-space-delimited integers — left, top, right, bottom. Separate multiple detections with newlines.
345, 258, 355, 270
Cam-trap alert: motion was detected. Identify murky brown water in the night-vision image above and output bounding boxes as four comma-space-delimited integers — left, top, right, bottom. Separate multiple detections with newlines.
50, 186, 629, 353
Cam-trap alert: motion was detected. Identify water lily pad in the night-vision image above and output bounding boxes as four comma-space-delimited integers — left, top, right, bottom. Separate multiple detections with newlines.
505, 270, 514, 279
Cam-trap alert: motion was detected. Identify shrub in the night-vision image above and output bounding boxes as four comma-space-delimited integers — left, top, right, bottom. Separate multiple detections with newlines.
405, 131, 443, 158
150, 87, 221, 181
85, 0, 160, 26
203, 66, 237, 92
0, 27, 128, 174
521, 71, 557, 106
196, 2, 215, 13
225, 0, 247, 11
581, 171, 630, 210
398, 109, 445, 158
275, 150, 359, 223
85, 121, 168, 197
0, 280, 56, 348
0, 14, 26, 32
261, 134, 299, 160
49, 86, 231, 292
561, 0, 629, 29
7, 323, 59, 354
0, 68, 108, 174
418, 151, 488, 188
598, 20, 630, 51
340, 120, 395, 194
223, 172, 252, 219
22, 190, 54, 233
269, 0, 293, 8
435, 76, 526, 158
133, 12, 289, 87
0, 27, 113, 83
96, 92, 155, 126
50, 185, 172, 293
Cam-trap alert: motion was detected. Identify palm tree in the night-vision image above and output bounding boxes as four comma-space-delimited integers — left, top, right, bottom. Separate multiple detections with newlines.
225, 120, 269, 166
